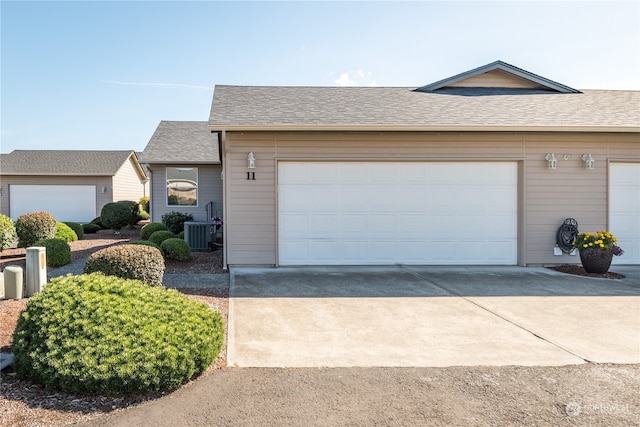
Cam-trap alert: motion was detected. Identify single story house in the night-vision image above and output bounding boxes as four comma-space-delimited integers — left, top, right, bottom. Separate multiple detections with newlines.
0, 150, 148, 223
208, 60, 640, 268
138, 121, 223, 224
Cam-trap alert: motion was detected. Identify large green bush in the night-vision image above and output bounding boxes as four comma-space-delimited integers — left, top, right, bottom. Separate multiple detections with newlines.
54, 222, 78, 242
34, 238, 71, 267
100, 201, 139, 230
64, 222, 84, 240
84, 244, 165, 286
161, 211, 193, 235
15, 212, 57, 248
149, 230, 175, 246
140, 222, 168, 240
12, 273, 224, 396
0, 214, 16, 251
161, 238, 191, 261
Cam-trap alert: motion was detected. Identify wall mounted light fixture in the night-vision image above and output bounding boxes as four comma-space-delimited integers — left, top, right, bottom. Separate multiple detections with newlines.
582, 153, 595, 170
545, 153, 557, 169
246, 152, 256, 180
101, 186, 107, 193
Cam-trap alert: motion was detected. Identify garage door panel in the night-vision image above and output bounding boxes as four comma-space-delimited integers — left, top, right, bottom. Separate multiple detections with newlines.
10, 185, 96, 222
279, 162, 517, 265
610, 163, 640, 264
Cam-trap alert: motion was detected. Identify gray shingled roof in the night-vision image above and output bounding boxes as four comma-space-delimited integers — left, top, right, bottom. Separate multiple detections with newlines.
139, 121, 220, 164
0, 150, 142, 176
209, 86, 640, 132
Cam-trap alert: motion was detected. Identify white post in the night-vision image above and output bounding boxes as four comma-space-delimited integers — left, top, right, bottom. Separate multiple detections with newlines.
26, 246, 47, 297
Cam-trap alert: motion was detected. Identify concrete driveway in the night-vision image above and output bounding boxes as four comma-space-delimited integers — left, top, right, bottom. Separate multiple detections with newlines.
228, 265, 640, 368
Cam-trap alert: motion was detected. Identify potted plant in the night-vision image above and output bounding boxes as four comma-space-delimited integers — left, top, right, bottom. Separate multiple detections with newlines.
573, 230, 624, 273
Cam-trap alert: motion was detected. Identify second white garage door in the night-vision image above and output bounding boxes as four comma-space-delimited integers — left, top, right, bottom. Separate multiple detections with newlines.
278, 162, 518, 265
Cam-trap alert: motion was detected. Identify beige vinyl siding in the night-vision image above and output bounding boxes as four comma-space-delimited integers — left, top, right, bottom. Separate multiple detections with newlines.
449, 69, 546, 89
112, 156, 145, 203
0, 175, 112, 220
148, 164, 223, 223
224, 131, 639, 267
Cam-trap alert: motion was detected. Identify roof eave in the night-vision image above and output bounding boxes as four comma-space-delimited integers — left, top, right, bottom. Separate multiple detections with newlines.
208, 124, 640, 133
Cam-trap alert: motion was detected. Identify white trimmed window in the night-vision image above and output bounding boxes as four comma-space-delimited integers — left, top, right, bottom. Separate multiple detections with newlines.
166, 167, 198, 206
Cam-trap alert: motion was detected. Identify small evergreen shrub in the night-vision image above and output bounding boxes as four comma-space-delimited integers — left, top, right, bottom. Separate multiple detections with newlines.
84, 244, 165, 286
54, 222, 78, 242
139, 196, 150, 213
129, 240, 162, 253
0, 214, 16, 251
90, 216, 104, 228
100, 201, 139, 230
149, 230, 175, 246
177, 231, 184, 240
64, 222, 84, 239
140, 222, 169, 240
34, 238, 71, 267
161, 238, 191, 261
16, 212, 57, 248
161, 211, 193, 235
12, 273, 224, 396
82, 223, 101, 234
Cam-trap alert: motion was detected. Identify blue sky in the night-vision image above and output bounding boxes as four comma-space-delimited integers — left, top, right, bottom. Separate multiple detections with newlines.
1, 1, 639, 153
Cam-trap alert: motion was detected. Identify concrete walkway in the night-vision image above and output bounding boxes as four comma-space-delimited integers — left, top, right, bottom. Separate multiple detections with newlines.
228, 265, 640, 368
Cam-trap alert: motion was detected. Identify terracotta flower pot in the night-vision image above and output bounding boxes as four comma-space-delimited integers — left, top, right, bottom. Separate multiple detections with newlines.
579, 247, 613, 274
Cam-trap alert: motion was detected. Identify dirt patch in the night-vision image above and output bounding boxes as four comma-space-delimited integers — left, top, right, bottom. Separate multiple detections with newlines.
548, 264, 626, 280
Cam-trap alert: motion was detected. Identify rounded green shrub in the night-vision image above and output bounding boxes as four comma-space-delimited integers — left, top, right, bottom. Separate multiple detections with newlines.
161, 211, 194, 235
15, 212, 57, 248
161, 238, 191, 261
149, 230, 175, 246
34, 238, 71, 267
64, 222, 84, 240
84, 244, 165, 286
54, 222, 78, 242
0, 214, 16, 251
129, 240, 162, 252
100, 201, 139, 230
177, 231, 184, 240
90, 216, 104, 228
12, 273, 224, 396
140, 222, 169, 240
82, 223, 101, 234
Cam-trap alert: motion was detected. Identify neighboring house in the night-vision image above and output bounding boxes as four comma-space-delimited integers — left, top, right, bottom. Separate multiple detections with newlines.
0, 150, 148, 222
138, 121, 222, 224
209, 60, 640, 267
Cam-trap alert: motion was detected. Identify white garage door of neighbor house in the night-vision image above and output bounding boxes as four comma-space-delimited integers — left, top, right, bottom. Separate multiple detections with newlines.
610, 163, 640, 265
10, 185, 96, 222
278, 162, 518, 265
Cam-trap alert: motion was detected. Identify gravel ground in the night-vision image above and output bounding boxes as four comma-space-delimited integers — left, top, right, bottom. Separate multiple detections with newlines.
1, 230, 638, 426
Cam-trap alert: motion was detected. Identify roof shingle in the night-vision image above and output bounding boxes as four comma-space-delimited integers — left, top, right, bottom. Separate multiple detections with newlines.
139, 121, 220, 164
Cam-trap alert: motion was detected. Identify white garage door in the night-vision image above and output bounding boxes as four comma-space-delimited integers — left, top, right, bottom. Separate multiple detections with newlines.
610, 163, 640, 265
278, 162, 518, 265
10, 185, 96, 222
